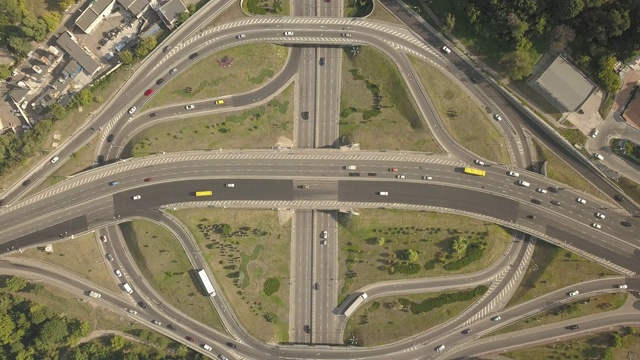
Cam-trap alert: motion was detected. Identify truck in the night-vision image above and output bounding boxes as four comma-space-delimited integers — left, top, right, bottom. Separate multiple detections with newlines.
122, 283, 133, 294
345, 165, 356, 170
197, 269, 216, 297
89, 291, 101, 298
343, 292, 368, 317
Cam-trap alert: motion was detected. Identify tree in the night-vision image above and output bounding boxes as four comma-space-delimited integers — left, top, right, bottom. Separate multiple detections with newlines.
0, 64, 11, 79
47, 103, 67, 121
597, 55, 621, 93
0, 312, 16, 346
93, 95, 103, 103
76, 89, 92, 107
557, 0, 584, 20
499, 49, 534, 81
401, 249, 418, 262
8, 37, 32, 58
59, 0, 76, 11
220, 223, 232, 236
452, 236, 468, 254
4, 276, 27, 292
40, 12, 61, 33
135, 36, 157, 59
21, 16, 48, 41
443, 13, 456, 33
37, 318, 69, 348
119, 50, 133, 65
176, 11, 190, 26
376, 237, 385, 246
549, 24, 576, 54
110, 335, 125, 350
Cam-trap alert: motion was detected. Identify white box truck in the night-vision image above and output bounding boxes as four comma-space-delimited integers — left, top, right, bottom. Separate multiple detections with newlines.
122, 283, 133, 294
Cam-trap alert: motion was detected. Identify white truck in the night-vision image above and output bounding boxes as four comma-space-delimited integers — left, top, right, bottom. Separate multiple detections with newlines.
122, 283, 133, 294
89, 291, 101, 298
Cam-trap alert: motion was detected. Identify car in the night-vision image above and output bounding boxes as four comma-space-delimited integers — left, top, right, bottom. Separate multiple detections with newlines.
163, 46, 171, 53
614, 194, 625, 202
114, 269, 122, 277
536, 188, 548, 194
474, 159, 485, 166
441, 45, 451, 54
527, 215, 536, 219
319, 57, 325, 65
549, 186, 559, 193
215, 100, 224, 105
97, 155, 105, 164
594, 153, 604, 160
304, 324, 311, 333
396, 175, 405, 179
568, 325, 580, 330
379, 191, 389, 196
236, 34, 246, 39
617, 284, 628, 289
152, 320, 161, 325
107, 134, 115, 142
50, 156, 59, 164
621, 221, 632, 227
218, 356, 229, 360
226, 342, 236, 348
167, 324, 178, 330
98, 38, 108, 46
517, 180, 530, 187
132, 195, 141, 200
128, 106, 137, 114
494, 114, 503, 121
203, 344, 212, 351
435, 345, 445, 352
109, 181, 119, 186
576, 197, 586, 204
591, 129, 599, 138
188, 53, 199, 59
532, 198, 542, 204
595, 212, 606, 219
126, 308, 137, 314
106, 253, 114, 261
149, 112, 159, 117
349, 172, 361, 177
284, 31, 294, 36
100, 235, 108, 242
185, 336, 195, 342
170, 68, 178, 74
569, 290, 579, 296
341, 33, 352, 37
462, 329, 472, 334
422, 176, 433, 180
185, 105, 195, 109
225, 183, 235, 187
591, 223, 601, 229
368, 173, 377, 176
491, 316, 501, 321
301, 111, 309, 120
508, 171, 519, 177
22, 179, 31, 186
138, 301, 147, 308
321, 231, 328, 239
156, 78, 164, 85
551, 200, 561, 206
144, 178, 152, 182
390, 167, 398, 172
144, 89, 153, 96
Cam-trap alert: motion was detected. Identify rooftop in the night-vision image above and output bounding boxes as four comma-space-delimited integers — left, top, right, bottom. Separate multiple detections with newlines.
76, 0, 116, 33
535, 56, 596, 112
55, 32, 101, 76
118, 0, 149, 16
159, 0, 187, 26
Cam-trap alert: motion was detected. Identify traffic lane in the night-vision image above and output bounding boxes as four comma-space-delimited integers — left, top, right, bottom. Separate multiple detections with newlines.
338, 180, 520, 223
0, 215, 87, 255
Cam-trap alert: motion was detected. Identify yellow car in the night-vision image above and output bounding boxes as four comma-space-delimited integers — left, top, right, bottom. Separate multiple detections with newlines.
215, 100, 224, 105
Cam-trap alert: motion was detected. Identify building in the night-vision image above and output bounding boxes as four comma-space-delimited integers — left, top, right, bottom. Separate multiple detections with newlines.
118, 0, 149, 18
158, 0, 188, 28
529, 55, 597, 112
62, 60, 83, 78
55, 31, 102, 76
75, 0, 116, 34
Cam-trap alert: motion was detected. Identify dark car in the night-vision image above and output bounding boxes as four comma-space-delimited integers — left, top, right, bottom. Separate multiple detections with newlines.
551, 200, 561, 206
138, 301, 147, 308
621, 221, 632, 227
531, 198, 542, 205
527, 215, 536, 219
349, 172, 361, 177
189, 52, 199, 59
614, 194, 625, 202
163, 46, 171, 53
462, 328, 472, 334
97, 155, 105, 164
301, 111, 309, 120
167, 324, 178, 331
156, 78, 164, 85
226, 342, 236, 348
107, 134, 115, 142
368, 172, 377, 176
568, 324, 580, 330
319, 57, 325, 66
185, 336, 195, 342
303, 325, 310, 333
22, 179, 31, 186
149, 112, 159, 117
549, 186, 559, 193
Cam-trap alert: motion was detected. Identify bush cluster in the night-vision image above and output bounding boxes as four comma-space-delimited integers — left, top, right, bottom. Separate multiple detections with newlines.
443, 243, 484, 271
399, 285, 488, 314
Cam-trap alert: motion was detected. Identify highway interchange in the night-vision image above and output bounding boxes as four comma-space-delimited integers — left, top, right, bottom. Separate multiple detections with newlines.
1, 0, 640, 359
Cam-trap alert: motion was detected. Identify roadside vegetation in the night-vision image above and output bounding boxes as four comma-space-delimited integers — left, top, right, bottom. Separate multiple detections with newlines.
338, 210, 512, 301
169, 208, 291, 343
346, 0, 373, 17
120, 220, 225, 332
494, 293, 627, 336
507, 241, 618, 308
16, 232, 122, 294
340, 46, 440, 152
344, 286, 486, 346
503, 326, 640, 360
532, 139, 610, 202
366, 0, 402, 24
410, 56, 510, 163
618, 176, 640, 205
243, 0, 289, 15
126, 83, 293, 156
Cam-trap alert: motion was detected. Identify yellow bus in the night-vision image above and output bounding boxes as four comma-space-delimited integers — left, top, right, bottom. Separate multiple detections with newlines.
195, 191, 213, 197
464, 167, 486, 176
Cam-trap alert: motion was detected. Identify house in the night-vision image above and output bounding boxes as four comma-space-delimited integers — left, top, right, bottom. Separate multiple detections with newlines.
55, 31, 101, 76
62, 60, 83, 78
158, 0, 188, 28
118, 0, 149, 18
75, 0, 116, 34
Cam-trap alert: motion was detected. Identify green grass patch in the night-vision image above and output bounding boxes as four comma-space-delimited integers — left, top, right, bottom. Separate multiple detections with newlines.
263, 278, 280, 296
599, 92, 615, 119
339, 46, 440, 152
126, 83, 293, 156
409, 55, 511, 164
346, 0, 373, 17
146, 44, 288, 109
169, 208, 291, 343
366, 1, 404, 24
511, 81, 563, 120
242, 0, 290, 16
617, 176, 640, 205
494, 292, 627, 336
119, 220, 225, 333
338, 210, 512, 302
344, 289, 484, 346
532, 139, 610, 202
507, 241, 618, 308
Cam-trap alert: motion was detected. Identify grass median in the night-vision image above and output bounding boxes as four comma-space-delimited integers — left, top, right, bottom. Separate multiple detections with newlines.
120, 220, 225, 333
145, 44, 288, 109
169, 208, 291, 343
338, 210, 512, 302
340, 46, 441, 152
410, 55, 510, 163
126, 83, 293, 156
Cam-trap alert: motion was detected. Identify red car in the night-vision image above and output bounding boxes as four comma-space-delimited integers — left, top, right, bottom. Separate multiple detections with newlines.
144, 89, 153, 96
144, 178, 152, 182
185, 336, 195, 342
390, 167, 398, 172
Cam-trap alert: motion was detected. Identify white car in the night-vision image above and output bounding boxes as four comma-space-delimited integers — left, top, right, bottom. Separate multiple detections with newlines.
379, 191, 389, 196
50, 156, 60, 164
128, 106, 137, 114
536, 188, 548, 194
474, 159, 485, 166
100, 235, 108, 242
284, 31, 294, 36
591, 223, 601, 229
236, 34, 246, 39
618, 284, 628, 289
422, 176, 433, 180
491, 316, 501, 321
126, 308, 137, 314
132, 195, 141, 200
152, 320, 161, 325
569, 290, 579, 296
114, 269, 122, 277
595, 212, 606, 219
396, 175, 405, 179
517, 180, 530, 187
321, 231, 327, 239
225, 183, 235, 188
435, 345, 445, 352
170, 68, 178, 74
185, 105, 195, 110
441, 46, 451, 54
591, 129, 599, 138
203, 344, 212, 351
576, 198, 586, 204
494, 114, 503, 121
219, 355, 229, 360
508, 171, 519, 177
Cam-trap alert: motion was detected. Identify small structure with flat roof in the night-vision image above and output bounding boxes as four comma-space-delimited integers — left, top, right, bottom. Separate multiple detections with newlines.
158, 0, 188, 28
76, 0, 116, 34
118, 0, 149, 18
56, 31, 101, 76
